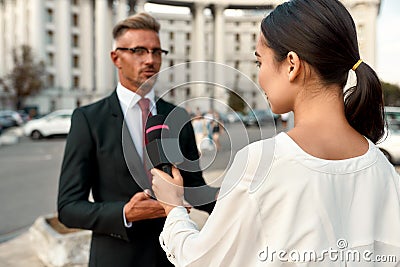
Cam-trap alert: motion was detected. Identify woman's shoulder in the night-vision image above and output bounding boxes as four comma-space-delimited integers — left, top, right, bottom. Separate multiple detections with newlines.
217, 136, 278, 195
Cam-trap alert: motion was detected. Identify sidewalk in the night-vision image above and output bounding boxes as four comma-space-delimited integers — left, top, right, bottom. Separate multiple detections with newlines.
0, 127, 23, 147
0, 209, 213, 267
0, 231, 43, 267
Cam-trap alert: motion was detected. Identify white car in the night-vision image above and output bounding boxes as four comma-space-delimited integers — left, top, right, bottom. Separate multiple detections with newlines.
377, 106, 400, 164
24, 109, 73, 140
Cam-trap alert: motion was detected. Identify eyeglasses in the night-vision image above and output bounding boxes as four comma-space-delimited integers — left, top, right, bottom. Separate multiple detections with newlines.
115, 47, 169, 57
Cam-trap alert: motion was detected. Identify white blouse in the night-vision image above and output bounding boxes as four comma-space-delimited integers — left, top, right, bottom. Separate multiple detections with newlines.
160, 133, 400, 266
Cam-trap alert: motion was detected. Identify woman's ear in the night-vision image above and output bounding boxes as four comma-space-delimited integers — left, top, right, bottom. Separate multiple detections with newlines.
287, 51, 301, 82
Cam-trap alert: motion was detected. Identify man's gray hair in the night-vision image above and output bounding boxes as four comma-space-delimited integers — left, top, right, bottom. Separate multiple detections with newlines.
112, 12, 160, 40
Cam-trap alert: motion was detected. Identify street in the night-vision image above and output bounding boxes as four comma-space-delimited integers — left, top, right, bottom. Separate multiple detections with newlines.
0, 137, 65, 242
0, 122, 276, 242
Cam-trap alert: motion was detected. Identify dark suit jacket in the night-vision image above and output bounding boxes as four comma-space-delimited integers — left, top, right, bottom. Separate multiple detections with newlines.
57, 91, 216, 267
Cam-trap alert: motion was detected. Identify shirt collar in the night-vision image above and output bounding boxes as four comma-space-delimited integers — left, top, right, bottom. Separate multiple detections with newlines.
116, 82, 156, 112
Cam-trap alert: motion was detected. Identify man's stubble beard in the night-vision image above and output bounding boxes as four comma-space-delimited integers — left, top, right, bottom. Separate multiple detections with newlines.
133, 74, 158, 96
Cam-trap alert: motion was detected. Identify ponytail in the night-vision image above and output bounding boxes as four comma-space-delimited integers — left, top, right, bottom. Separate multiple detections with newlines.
344, 62, 385, 143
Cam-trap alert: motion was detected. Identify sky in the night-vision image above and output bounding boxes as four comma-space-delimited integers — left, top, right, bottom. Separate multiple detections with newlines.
377, 0, 400, 86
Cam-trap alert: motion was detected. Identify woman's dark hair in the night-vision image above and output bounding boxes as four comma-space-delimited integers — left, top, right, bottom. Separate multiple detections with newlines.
261, 0, 385, 143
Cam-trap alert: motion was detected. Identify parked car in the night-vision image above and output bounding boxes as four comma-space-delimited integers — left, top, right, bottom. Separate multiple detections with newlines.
0, 110, 24, 130
225, 111, 245, 123
377, 106, 400, 164
17, 110, 31, 123
23, 109, 73, 140
243, 109, 275, 127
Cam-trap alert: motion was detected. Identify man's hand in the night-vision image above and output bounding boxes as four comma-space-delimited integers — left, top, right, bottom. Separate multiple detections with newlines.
151, 166, 185, 215
124, 190, 166, 222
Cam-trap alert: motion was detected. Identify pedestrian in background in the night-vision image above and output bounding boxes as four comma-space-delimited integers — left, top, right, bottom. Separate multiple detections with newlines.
151, 0, 400, 265
191, 107, 206, 153
211, 111, 224, 151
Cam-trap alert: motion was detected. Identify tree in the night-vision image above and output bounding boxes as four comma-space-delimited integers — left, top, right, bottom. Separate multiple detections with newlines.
227, 90, 246, 113
382, 81, 400, 107
0, 45, 46, 110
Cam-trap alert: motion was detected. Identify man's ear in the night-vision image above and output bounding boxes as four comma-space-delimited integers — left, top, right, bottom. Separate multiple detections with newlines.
110, 51, 121, 68
287, 51, 301, 82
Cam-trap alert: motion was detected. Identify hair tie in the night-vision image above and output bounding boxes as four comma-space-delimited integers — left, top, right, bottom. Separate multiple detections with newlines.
352, 59, 363, 71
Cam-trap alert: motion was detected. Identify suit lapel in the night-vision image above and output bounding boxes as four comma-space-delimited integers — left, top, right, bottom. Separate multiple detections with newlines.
107, 91, 151, 189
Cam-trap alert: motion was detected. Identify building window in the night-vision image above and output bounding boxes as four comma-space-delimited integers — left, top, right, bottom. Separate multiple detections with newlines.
47, 31, 54, 44
73, 55, 79, 68
48, 74, 54, 87
72, 14, 79, 27
47, 52, 54, 66
235, 33, 240, 42
170, 60, 174, 67
72, 0, 79, 6
234, 61, 239, 69
253, 33, 257, 42
73, 76, 80, 88
72, 34, 79, 47
46, 9, 53, 23
169, 32, 174, 41
169, 45, 174, 54
169, 73, 174, 82
170, 88, 175, 97
185, 45, 190, 57
186, 87, 190, 97
186, 33, 190, 41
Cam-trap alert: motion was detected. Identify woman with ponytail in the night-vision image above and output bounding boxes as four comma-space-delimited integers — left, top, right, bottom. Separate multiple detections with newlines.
151, 0, 400, 265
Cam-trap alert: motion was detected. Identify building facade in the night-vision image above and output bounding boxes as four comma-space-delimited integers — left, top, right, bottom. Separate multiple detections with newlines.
0, 0, 381, 114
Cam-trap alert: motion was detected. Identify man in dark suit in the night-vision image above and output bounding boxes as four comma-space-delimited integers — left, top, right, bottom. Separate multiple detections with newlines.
57, 13, 216, 267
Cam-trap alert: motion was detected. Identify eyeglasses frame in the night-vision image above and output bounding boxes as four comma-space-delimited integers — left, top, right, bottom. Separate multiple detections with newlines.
115, 46, 169, 57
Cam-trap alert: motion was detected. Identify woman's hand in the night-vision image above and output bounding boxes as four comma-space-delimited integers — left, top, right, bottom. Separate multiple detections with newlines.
151, 166, 185, 215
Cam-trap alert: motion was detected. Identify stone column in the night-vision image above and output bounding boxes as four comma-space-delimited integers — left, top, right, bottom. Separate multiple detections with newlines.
212, 4, 227, 112
4, 0, 15, 74
15, 0, 27, 46
0, 1, 5, 76
190, 2, 207, 101
348, 0, 381, 68
192, 2, 206, 63
29, 0, 45, 60
213, 4, 225, 65
80, 0, 94, 97
116, 0, 129, 23
55, 0, 72, 92
362, 1, 380, 68
95, 0, 113, 96
135, 0, 146, 13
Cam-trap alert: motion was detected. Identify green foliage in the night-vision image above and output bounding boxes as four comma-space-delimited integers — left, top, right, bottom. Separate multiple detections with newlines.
382, 81, 400, 107
0, 45, 46, 109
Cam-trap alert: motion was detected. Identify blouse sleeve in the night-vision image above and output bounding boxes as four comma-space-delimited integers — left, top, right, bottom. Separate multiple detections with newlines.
159, 144, 267, 266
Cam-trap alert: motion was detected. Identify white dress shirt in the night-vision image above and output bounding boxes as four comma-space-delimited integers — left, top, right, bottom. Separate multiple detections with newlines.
160, 132, 400, 266
116, 83, 157, 228
116, 82, 157, 160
